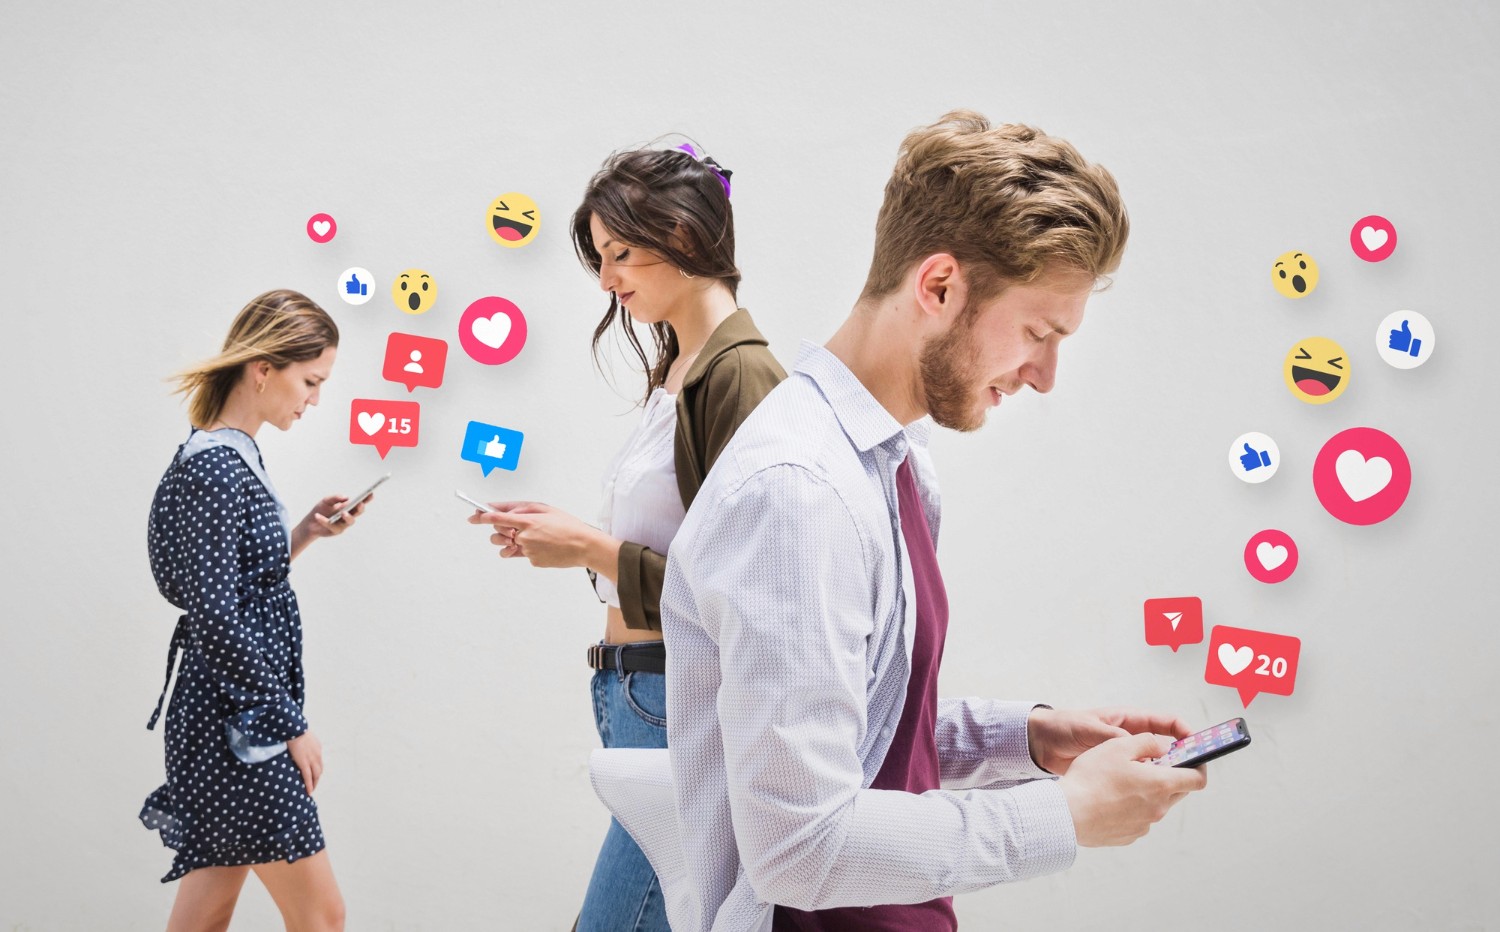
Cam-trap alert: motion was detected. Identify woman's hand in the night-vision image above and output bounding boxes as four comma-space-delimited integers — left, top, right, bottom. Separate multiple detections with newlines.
287, 730, 324, 795
290, 493, 371, 559
468, 501, 615, 571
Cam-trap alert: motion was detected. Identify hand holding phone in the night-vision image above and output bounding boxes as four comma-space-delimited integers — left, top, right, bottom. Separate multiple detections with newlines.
329, 473, 391, 523
1153, 718, 1251, 767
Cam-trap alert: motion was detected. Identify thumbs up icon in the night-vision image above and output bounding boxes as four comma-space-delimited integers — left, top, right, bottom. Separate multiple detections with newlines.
1388, 319, 1421, 358
1239, 442, 1271, 472
1229, 432, 1280, 484
484, 436, 507, 459
1375, 310, 1434, 370
337, 267, 375, 305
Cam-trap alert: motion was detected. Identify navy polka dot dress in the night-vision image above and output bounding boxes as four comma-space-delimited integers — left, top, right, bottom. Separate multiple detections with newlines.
140, 429, 325, 882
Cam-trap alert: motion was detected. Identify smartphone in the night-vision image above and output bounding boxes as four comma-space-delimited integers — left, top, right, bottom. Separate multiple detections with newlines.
328, 473, 391, 523
455, 489, 498, 513
1153, 718, 1251, 768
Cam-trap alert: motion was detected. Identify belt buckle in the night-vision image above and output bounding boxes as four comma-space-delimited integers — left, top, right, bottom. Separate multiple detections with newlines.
587, 643, 605, 670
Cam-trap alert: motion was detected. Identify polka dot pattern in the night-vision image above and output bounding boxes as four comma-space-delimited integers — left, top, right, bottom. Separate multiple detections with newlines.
139, 439, 324, 883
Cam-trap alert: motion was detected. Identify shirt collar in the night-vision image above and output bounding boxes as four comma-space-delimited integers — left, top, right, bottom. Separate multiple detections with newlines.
794, 341, 933, 455
180, 427, 292, 536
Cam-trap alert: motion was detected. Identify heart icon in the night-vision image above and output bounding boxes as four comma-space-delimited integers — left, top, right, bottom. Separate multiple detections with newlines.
312, 220, 331, 237
1256, 542, 1288, 571
357, 411, 385, 436
1335, 449, 1392, 502
1218, 643, 1253, 676
1360, 226, 1388, 251
471, 312, 512, 349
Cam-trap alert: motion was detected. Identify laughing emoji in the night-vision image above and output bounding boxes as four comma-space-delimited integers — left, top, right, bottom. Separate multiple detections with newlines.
1283, 337, 1349, 404
1271, 250, 1319, 299
486, 192, 540, 248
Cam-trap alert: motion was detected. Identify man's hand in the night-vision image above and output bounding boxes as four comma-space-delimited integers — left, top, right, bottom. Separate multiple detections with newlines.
1028, 707, 1193, 775
1058, 733, 1208, 847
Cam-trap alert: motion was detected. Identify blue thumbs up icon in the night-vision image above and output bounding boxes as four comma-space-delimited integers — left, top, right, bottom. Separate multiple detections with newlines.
337, 267, 375, 305
1388, 319, 1421, 358
1229, 432, 1280, 484
1240, 442, 1271, 472
1376, 310, 1434, 370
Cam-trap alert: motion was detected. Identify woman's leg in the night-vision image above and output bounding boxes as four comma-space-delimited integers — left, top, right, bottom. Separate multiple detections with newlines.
577, 667, 670, 932
166, 865, 251, 932
251, 850, 346, 932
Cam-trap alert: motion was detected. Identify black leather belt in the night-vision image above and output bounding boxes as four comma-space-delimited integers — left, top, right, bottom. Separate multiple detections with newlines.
587, 641, 666, 675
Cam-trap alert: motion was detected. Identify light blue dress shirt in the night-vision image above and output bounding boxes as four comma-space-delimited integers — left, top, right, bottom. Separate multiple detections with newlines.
592, 342, 1077, 932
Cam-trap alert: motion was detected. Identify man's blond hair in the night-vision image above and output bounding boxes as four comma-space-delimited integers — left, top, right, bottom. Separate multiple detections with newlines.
861, 110, 1129, 304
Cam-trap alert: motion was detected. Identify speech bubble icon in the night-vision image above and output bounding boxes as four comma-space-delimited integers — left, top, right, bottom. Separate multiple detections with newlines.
382, 333, 448, 393
1204, 625, 1301, 708
1143, 597, 1204, 653
460, 420, 524, 476
349, 398, 421, 459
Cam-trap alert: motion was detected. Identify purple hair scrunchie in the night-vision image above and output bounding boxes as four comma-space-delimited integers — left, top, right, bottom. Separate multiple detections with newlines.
676, 142, 732, 199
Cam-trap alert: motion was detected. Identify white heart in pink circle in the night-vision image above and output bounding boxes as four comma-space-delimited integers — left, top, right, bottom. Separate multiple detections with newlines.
312, 220, 331, 237
1336, 449, 1391, 502
472, 312, 512, 349
1360, 226, 1389, 251
1256, 542, 1288, 571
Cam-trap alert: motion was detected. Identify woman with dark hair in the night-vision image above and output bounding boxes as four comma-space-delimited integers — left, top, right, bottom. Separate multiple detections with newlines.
468, 142, 785, 930
142, 289, 366, 931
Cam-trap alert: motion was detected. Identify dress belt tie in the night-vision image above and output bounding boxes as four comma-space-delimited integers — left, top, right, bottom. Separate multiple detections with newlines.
146, 615, 189, 731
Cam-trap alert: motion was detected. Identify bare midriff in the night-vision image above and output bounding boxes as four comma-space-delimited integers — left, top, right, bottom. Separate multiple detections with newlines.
605, 605, 665, 646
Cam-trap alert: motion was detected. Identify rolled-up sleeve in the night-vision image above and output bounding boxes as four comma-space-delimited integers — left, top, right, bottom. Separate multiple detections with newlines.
182, 463, 307, 761
689, 466, 1076, 912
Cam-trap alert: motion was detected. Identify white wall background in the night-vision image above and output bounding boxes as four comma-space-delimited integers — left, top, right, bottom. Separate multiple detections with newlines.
3, 2, 1498, 929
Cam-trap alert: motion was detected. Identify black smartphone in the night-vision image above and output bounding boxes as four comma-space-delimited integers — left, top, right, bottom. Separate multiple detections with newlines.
1153, 718, 1251, 767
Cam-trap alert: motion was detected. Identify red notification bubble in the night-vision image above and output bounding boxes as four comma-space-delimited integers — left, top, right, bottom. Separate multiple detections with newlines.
382, 333, 448, 393
349, 398, 420, 459
1205, 625, 1301, 708
1143, 597, 1203, 653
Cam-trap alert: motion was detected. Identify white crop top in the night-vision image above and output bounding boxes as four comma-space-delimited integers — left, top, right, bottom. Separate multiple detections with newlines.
594, 387, 687, 607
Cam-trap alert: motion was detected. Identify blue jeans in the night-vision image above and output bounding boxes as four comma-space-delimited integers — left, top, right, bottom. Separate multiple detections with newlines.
577, 661, 669, 932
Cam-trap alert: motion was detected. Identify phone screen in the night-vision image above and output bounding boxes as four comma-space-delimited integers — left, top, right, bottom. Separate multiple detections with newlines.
1156, 718, 1251, 767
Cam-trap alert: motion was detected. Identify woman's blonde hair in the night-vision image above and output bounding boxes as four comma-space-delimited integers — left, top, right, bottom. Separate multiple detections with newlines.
173, 289, 339, 428
861, 110, 1129, 306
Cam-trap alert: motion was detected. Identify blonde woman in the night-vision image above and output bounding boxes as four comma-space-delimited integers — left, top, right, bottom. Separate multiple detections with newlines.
141, 289, 364, 932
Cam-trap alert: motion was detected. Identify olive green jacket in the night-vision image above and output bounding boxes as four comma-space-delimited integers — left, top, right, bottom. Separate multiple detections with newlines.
614, 308, 786, 631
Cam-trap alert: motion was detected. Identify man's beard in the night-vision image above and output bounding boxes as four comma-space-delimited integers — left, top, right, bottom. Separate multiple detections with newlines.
918, 315, 987, 432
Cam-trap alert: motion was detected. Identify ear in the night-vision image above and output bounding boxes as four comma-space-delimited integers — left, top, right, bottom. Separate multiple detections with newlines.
911, 254, 968, 322
669, 222, 695, 260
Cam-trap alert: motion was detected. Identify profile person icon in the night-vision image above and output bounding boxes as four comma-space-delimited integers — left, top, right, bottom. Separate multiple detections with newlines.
403, 350, 423, 374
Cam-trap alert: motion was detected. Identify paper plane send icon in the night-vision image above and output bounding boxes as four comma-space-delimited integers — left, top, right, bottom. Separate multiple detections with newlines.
1143, 596, 1204, 652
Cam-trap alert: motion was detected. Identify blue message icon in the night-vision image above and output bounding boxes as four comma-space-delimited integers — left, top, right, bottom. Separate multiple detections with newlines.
461, 420, 524, 476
